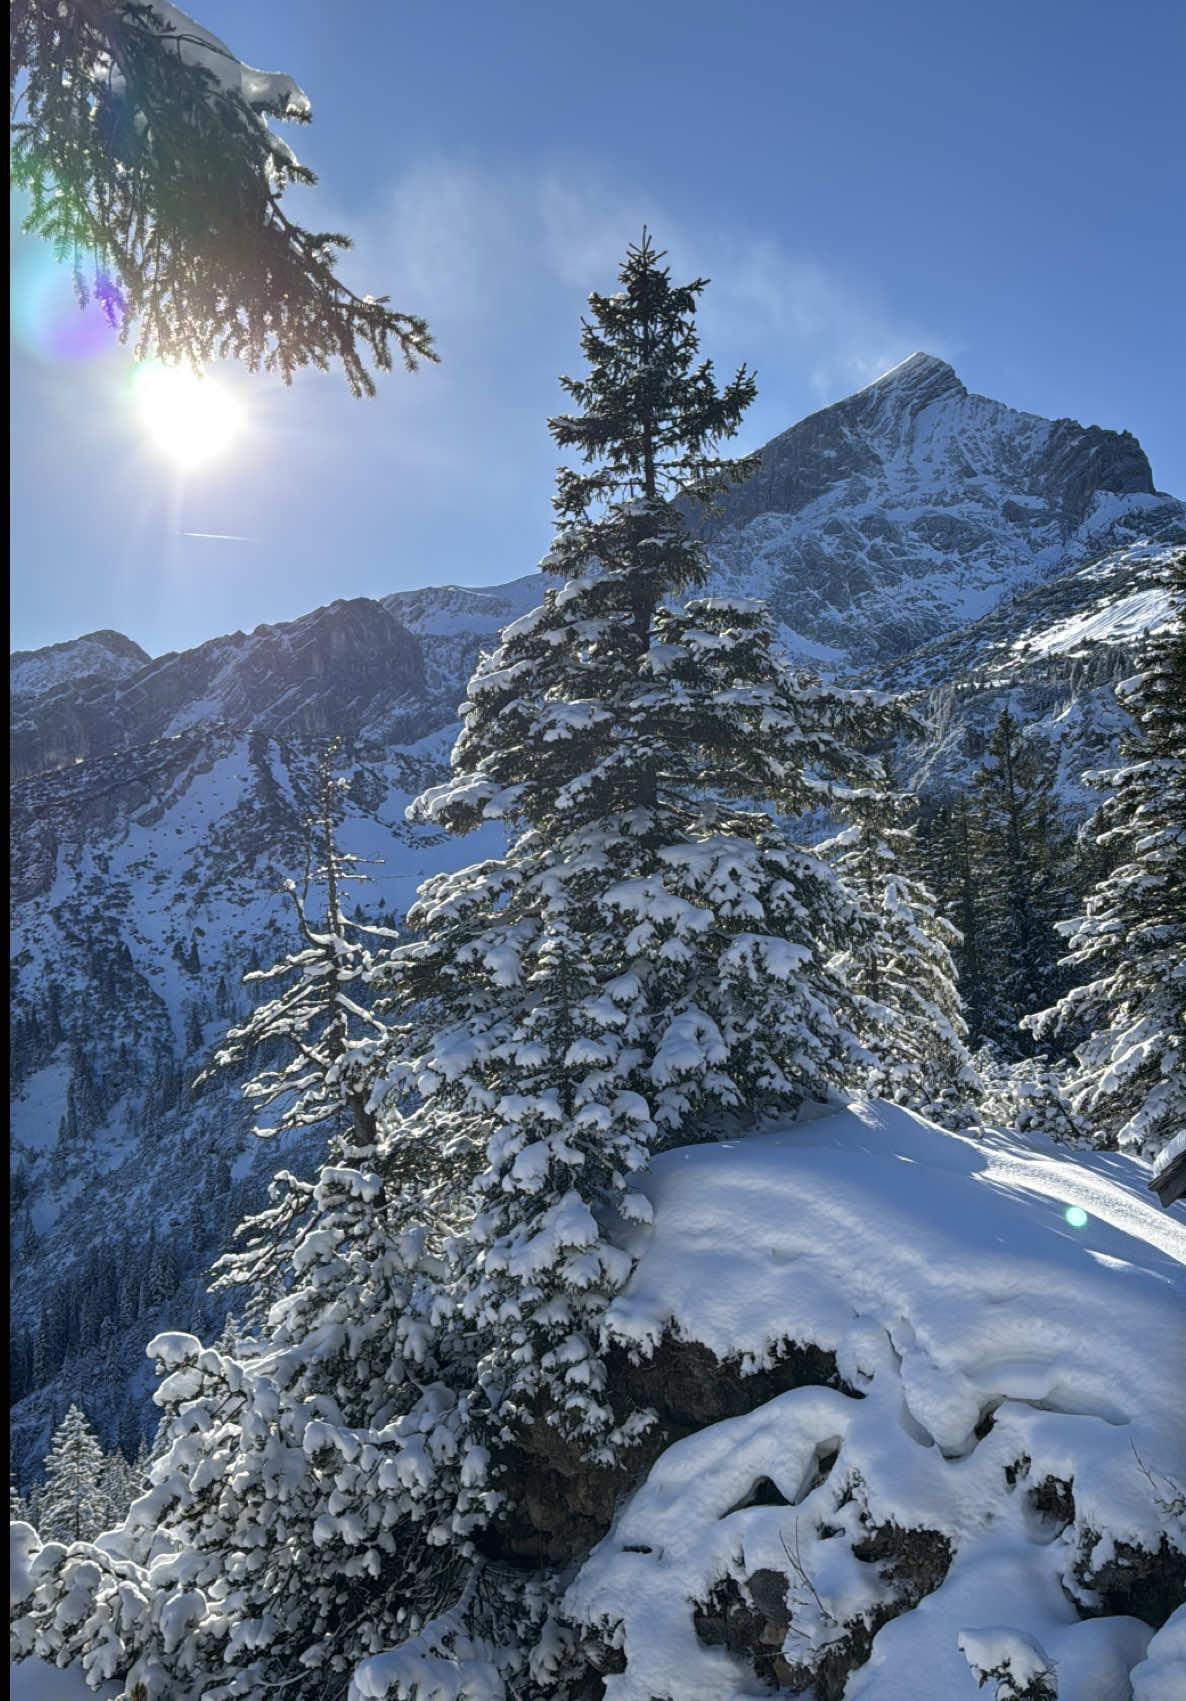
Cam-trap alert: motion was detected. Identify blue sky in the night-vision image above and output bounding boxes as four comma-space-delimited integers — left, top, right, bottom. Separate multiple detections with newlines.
10, 0, 1185, 659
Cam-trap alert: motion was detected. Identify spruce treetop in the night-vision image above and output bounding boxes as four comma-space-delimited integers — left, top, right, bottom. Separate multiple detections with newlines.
546, 229, 757, 582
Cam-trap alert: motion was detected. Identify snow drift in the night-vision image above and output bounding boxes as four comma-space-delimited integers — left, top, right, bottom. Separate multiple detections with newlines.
565, 1100, 1186, 1700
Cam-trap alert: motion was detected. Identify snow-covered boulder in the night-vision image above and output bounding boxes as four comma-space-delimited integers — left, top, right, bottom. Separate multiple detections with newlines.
565, 1100, 1186, 1700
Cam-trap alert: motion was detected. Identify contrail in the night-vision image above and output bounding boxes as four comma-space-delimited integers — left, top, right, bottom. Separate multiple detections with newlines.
181, 531, 259, 543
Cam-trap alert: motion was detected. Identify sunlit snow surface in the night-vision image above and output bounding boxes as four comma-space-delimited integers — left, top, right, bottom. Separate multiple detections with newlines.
1017, 585, 1176, 659
568, 1100, 1186, 1701
9, 1102, 1186, 1699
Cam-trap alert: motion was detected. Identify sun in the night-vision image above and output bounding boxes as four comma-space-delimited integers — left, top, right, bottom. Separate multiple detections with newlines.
134, 365, 244, 467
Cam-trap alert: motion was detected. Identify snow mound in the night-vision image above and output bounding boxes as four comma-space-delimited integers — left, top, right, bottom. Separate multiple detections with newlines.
568, 1101, 1186, 1700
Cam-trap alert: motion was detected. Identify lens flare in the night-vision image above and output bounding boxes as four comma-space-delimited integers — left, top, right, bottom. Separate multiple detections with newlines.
10, 248, 120, 364
133, 365, 245, 467
1064, 1206, 1089, 1229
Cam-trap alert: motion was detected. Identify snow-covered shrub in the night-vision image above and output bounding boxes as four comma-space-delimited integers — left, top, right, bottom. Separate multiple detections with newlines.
821, 776, 980, 1124
975, 1048, 1084, 1144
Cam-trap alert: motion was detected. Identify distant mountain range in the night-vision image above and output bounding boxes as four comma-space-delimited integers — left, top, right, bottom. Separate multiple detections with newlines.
9, 354, 1184, 1483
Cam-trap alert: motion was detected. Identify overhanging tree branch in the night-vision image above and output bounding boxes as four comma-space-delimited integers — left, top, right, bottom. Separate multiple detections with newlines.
10, 0, 437, 393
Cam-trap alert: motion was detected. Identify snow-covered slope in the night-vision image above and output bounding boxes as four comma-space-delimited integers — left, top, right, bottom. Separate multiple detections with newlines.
13, 1102, 1184, 1699
8, 726, 504, 1481
880, 540, 1185, 815
566, 1100, 1186, 1701
10, 630, 150, 703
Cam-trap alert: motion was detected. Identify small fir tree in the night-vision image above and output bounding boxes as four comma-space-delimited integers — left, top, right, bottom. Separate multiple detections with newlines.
36, 1402, 109, 1543
196, 742, 397, 1150
98, 1446, 137, 1526
1024, 574, 1186, 1160
820, 771, 979, 1122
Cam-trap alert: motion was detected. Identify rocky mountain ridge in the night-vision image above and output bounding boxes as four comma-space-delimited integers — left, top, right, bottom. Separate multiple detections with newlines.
9, 356, 1184, 1484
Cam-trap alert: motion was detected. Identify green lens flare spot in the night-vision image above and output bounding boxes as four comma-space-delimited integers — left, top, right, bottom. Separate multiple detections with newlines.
1064, 1206, 1089, 1229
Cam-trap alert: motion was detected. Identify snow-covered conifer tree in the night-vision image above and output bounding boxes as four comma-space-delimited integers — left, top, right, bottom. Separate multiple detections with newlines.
376, 233, 900, 1459
35, 1403, 109, 1544
1025, 574, 1186, 1160
196, 742, 396, 1149
971, 709, 1073, 1051
820, 771, 978, 1122
97, 1446, 137, 1528
919, 796, 989, 1043
9, 238, 938, 1701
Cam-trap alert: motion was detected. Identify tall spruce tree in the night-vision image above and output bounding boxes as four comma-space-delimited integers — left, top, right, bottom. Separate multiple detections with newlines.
7, 236, 943, 1701
378, 233, 902, 1459
922, 796, 990, 1044
970, 708, 1073, 1052
196, 743, 396, 1153
1025, 574, 1186, 1160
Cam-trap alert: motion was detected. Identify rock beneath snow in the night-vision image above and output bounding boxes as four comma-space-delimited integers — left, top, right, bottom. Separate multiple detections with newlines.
488, 1336, 849, 1566
562, 1100, 1186, 1700
1130, 1602, 1186, 1700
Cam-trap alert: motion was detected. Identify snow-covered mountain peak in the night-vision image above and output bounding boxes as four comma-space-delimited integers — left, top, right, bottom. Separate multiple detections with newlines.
855, 349, 967, 411
689, 355, 1177, 664
10, 629, 150, 704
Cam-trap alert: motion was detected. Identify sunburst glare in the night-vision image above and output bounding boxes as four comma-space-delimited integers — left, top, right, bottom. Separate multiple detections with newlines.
134, 365, 244, 468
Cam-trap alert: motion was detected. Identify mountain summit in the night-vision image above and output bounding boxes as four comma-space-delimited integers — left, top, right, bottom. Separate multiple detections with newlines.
689, 353, 1173, 662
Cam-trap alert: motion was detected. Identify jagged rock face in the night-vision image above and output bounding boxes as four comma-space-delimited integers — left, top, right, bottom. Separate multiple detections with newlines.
9, 597, 427, 781
688, 353, 1181, 664
10, 631, 152, 780
382, 575, 550, 700
703, 354, 1154, 535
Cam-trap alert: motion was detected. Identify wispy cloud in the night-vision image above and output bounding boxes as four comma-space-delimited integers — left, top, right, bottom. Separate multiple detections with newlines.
341, 159, 943, 454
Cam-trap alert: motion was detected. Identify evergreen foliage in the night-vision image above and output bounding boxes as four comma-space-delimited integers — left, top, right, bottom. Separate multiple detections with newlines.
11, 0, 434, 393
380, 233, 907, 1458
820, 771, 979, 1122
1024, 572, 1186, 1159
196, 743, 398, 1146
974, 1048, 1084, 1145
972, 709, 1072, 1050
34, 1403, 109, 1544
920, 797, 989, 1044
920, 714, 1074, 1055
7, 235, 988, 1701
